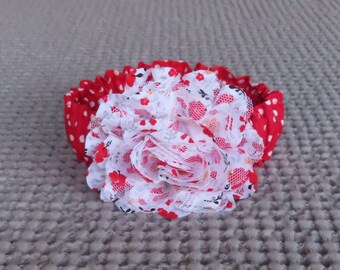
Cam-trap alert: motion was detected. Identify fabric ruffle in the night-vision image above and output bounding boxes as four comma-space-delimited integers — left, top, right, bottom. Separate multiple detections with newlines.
64, 60, 284, 218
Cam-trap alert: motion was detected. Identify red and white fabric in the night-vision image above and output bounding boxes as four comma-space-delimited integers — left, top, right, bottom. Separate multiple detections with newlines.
64, 60, 284, 219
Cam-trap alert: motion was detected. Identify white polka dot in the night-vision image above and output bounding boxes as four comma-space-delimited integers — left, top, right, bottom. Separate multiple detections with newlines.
67, 101, 72, 108
238, 79, 245, 84
99, 87, 104, 93
265, 100, 271, 105
66, 114, 70, 119
258, 108, 264, 115
264, 125, 267, 131
84, 97, 89, 102
65, 93, 71, 96
281, 120, 284, 125
273, 117, 276, 122
78, 87, 84, 92
273, 110, 278, 116
272, 98, 278, 104
268, 135, 272, 142
68, 120, 71, 126
84, 156, 89, 161
69, 135, 74, 141
268, 151, 272, 156
83, 111, 88, 117
114, 70, 119, 76
79, 135, 85, 143
90, 101, 95, 108
89, 89, 95, 95
83, 81, 89, 85
90, 115, 95, 121
119, 85, 123, 91
75, 121, 78, 127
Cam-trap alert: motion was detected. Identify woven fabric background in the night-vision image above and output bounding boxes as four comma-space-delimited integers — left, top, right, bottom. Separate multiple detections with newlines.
0, 0, 339, 269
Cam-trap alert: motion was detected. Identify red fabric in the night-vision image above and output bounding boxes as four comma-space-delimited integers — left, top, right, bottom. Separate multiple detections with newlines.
64, 69, 127, 165
64, 60, 284, 166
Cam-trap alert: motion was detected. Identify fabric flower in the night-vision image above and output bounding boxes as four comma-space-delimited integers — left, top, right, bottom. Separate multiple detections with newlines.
64, 60, 284, 219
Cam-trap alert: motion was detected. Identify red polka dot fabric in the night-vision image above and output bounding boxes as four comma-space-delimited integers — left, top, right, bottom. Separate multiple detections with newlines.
64, 60, 284, 218
64, 70, 126, 165
64, 61, 284, 166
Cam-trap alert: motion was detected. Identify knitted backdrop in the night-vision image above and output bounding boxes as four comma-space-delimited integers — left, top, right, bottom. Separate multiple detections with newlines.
0, 0, 339, 269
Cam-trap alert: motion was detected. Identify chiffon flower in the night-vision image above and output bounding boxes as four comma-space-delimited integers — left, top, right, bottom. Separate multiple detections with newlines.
64, 60, 284, 218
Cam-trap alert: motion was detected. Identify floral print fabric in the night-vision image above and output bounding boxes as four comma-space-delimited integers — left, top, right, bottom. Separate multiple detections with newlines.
64, 60, 284, 219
